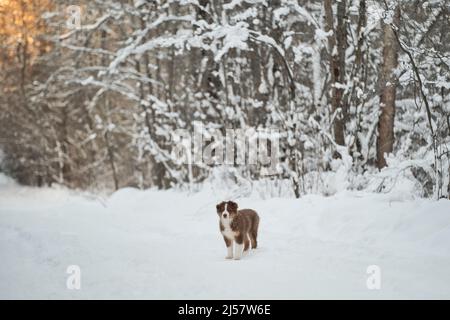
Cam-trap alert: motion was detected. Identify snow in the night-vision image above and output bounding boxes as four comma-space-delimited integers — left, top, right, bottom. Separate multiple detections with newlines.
0, 173, 15, 187
223, 0, 267, 11
213, 23, 250, 62
314, 29, 332, 42
1, 174, 450, 299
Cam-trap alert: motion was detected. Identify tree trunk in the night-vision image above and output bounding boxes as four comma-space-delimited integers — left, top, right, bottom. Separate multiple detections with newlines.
324, 0, 347, 148
377, 5, 400, 169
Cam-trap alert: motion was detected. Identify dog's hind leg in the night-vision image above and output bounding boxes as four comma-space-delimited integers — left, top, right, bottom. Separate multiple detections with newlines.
250, 215, 259, 249
243, 234, 250, 254
250, 232, 257, 249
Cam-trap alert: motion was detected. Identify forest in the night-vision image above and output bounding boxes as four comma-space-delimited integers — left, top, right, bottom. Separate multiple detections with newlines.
0, 0, 449, 199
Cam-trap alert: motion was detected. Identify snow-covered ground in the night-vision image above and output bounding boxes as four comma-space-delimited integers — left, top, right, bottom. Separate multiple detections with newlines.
1, 174, 450, 299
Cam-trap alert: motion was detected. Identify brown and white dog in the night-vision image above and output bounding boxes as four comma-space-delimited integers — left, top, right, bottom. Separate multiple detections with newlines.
216, 201, 260, 260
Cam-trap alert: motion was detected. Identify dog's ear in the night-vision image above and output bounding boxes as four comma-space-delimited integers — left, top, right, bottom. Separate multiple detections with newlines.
227, 201, 238, 212
216, 201, 225, 213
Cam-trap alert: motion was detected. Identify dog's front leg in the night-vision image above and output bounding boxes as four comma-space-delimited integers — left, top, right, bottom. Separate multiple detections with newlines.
234, 234, 244, 260
224, 236, 233, 259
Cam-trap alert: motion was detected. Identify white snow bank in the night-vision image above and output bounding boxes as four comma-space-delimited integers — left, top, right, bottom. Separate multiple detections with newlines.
0, 173, 15, 187
1, 184, 450, 299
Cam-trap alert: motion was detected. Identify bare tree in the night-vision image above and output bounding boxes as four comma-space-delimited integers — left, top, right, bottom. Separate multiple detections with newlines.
324, 0, 348, 149
377, 4, 401, 169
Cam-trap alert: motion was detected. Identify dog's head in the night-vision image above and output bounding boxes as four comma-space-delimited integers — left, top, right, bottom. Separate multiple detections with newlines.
216, 201, 238, 220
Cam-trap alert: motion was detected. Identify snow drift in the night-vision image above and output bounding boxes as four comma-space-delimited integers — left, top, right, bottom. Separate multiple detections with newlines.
1, 174, 450, 299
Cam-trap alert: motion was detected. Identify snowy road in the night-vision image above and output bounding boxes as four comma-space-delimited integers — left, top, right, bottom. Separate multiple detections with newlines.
1, 181, 450, 299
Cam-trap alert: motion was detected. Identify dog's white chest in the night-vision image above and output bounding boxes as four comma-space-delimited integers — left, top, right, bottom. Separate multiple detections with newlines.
221, 220, 236, 239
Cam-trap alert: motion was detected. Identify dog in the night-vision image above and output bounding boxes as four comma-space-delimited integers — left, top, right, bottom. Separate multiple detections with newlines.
216, 201, 260, 260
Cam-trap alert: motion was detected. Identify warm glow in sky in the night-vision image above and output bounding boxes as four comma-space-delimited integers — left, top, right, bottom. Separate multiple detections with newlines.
0, 0, 51, 60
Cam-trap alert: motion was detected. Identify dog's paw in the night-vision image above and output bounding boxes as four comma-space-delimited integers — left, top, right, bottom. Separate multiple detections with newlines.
225, 255, 233, 259
234, 256, 241, 260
